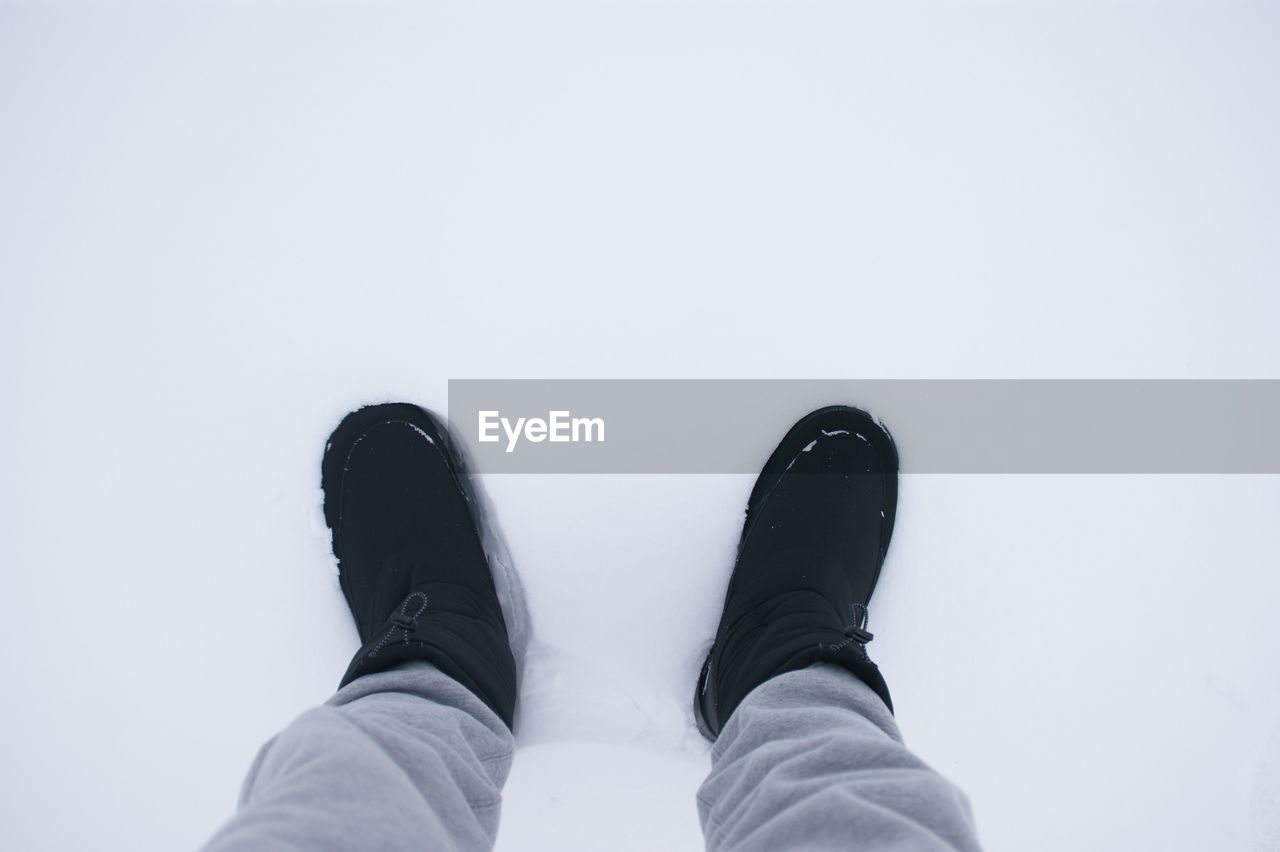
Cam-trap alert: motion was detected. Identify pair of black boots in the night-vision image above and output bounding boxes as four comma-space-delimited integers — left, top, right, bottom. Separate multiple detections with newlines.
323, 403, 897, 735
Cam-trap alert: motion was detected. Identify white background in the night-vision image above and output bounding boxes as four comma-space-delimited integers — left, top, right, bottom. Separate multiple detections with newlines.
3, 1, 1279, 850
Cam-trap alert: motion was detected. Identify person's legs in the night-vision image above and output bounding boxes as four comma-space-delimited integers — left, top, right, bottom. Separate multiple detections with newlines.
695, 406, 982, 850
698, 664, 979, 852
204, 403, 521, 851
203, 662, 513, 852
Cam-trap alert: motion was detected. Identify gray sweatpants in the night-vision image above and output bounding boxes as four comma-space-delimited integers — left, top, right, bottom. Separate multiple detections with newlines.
202, 663, 981, 851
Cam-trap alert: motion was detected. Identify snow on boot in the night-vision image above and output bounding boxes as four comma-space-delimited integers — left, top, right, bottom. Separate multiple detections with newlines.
322, 402, 518, 728
695, 405, 898, 739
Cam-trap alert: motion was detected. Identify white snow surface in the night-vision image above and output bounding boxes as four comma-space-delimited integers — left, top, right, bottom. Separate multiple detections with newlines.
3, 2, 1280, 851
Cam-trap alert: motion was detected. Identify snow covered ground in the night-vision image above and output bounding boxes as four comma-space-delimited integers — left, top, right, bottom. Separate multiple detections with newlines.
3, 1, 1279, 850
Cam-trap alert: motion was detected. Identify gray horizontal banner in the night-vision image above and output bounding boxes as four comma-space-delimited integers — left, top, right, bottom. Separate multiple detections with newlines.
446, 380, 1280, 474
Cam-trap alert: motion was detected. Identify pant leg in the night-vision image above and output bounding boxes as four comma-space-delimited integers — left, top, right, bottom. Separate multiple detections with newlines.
697, 664, 981, 852
202, 661, 513, 852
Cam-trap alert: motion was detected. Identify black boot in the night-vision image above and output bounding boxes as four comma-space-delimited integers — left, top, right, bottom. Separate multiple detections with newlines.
695, 405, 898, 739
322, 402, 517, 728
